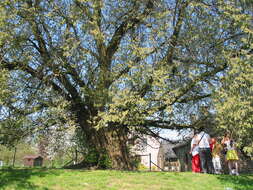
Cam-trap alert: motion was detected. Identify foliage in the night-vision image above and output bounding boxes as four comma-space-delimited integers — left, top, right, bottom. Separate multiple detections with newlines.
0, 0, 252, 168
213, 0, 253, 156
137, 163, 148, 171
96, 150, 112, 169
0, 70, 10, 104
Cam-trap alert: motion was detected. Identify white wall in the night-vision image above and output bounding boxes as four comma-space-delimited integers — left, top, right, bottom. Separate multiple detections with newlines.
136, 137, 160, 168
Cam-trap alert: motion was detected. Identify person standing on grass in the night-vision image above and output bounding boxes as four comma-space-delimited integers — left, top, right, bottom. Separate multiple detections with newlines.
222, 134, 239, 175
212, 138, 223, 174
190, 133, 201, 173
210, 138, 216, 152
197, 129, 214, 174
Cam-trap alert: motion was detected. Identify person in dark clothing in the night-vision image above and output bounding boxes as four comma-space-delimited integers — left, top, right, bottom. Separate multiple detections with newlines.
197, 131, 214, 174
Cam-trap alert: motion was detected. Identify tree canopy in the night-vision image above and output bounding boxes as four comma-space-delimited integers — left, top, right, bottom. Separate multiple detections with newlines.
0, 0, 252, 168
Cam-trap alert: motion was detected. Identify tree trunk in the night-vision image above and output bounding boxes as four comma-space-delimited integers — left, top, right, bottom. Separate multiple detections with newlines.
88, 127, 134, 170
12, 147, 17, 167
102, 128, 134, 170
76, 110, 134, 170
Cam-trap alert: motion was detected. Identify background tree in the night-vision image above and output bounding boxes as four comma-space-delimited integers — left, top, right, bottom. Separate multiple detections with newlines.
0, 0, 252, 169
213, 0, 253, 156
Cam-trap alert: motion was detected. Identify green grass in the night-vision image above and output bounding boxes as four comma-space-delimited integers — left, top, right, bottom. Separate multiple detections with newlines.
0, 169, 252, 190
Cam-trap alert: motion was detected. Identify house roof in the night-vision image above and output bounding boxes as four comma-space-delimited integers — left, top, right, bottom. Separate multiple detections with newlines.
23, 155, 43, 159
160, 140, 190, 159
172, 141, 190, 149
160, 141, 177, 159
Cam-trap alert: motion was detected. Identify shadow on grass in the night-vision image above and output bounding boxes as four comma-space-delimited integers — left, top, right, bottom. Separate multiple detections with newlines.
216, 174, 253, 190
0, 168, 61, 190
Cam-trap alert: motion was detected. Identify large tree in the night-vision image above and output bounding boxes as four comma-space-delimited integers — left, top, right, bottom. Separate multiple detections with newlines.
0, 0, 252, 169
213, 0, 253, 156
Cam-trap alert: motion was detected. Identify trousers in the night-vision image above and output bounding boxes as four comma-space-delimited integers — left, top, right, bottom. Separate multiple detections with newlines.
199, 148, 214, 174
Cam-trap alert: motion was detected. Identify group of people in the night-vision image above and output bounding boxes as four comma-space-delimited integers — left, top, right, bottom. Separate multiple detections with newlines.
190, 130, 239, 175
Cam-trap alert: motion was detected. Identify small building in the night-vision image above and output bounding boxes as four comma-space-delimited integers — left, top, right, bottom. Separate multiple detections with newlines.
23, 155, 43, 167
0, 160, 3, 167
131, 136, 160, 170
158, 140, 191, 172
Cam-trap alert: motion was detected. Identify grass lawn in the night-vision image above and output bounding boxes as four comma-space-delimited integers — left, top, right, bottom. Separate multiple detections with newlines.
0, 169, 252, 190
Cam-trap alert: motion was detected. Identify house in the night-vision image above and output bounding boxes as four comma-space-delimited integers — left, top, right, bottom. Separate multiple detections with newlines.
158, 140, 191, 172
0, 160, 3, 167
132, 136, 160, 170
23, 155, 43, 167
132, 136, 192, 171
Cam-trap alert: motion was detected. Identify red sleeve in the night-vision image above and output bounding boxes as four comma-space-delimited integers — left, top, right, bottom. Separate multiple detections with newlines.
210, 143, 214, 152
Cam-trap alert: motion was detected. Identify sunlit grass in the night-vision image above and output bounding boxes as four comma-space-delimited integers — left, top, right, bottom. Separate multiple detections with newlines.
0, 169, 252, 190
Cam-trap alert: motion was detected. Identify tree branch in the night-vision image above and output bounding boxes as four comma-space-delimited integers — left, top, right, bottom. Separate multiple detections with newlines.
0, 59, 72, 101
165, 0, 189, 65
106, 1, 154, 62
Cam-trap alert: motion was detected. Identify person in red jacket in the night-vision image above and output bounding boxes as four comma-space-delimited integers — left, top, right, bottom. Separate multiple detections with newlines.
190, 134, 201, 173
